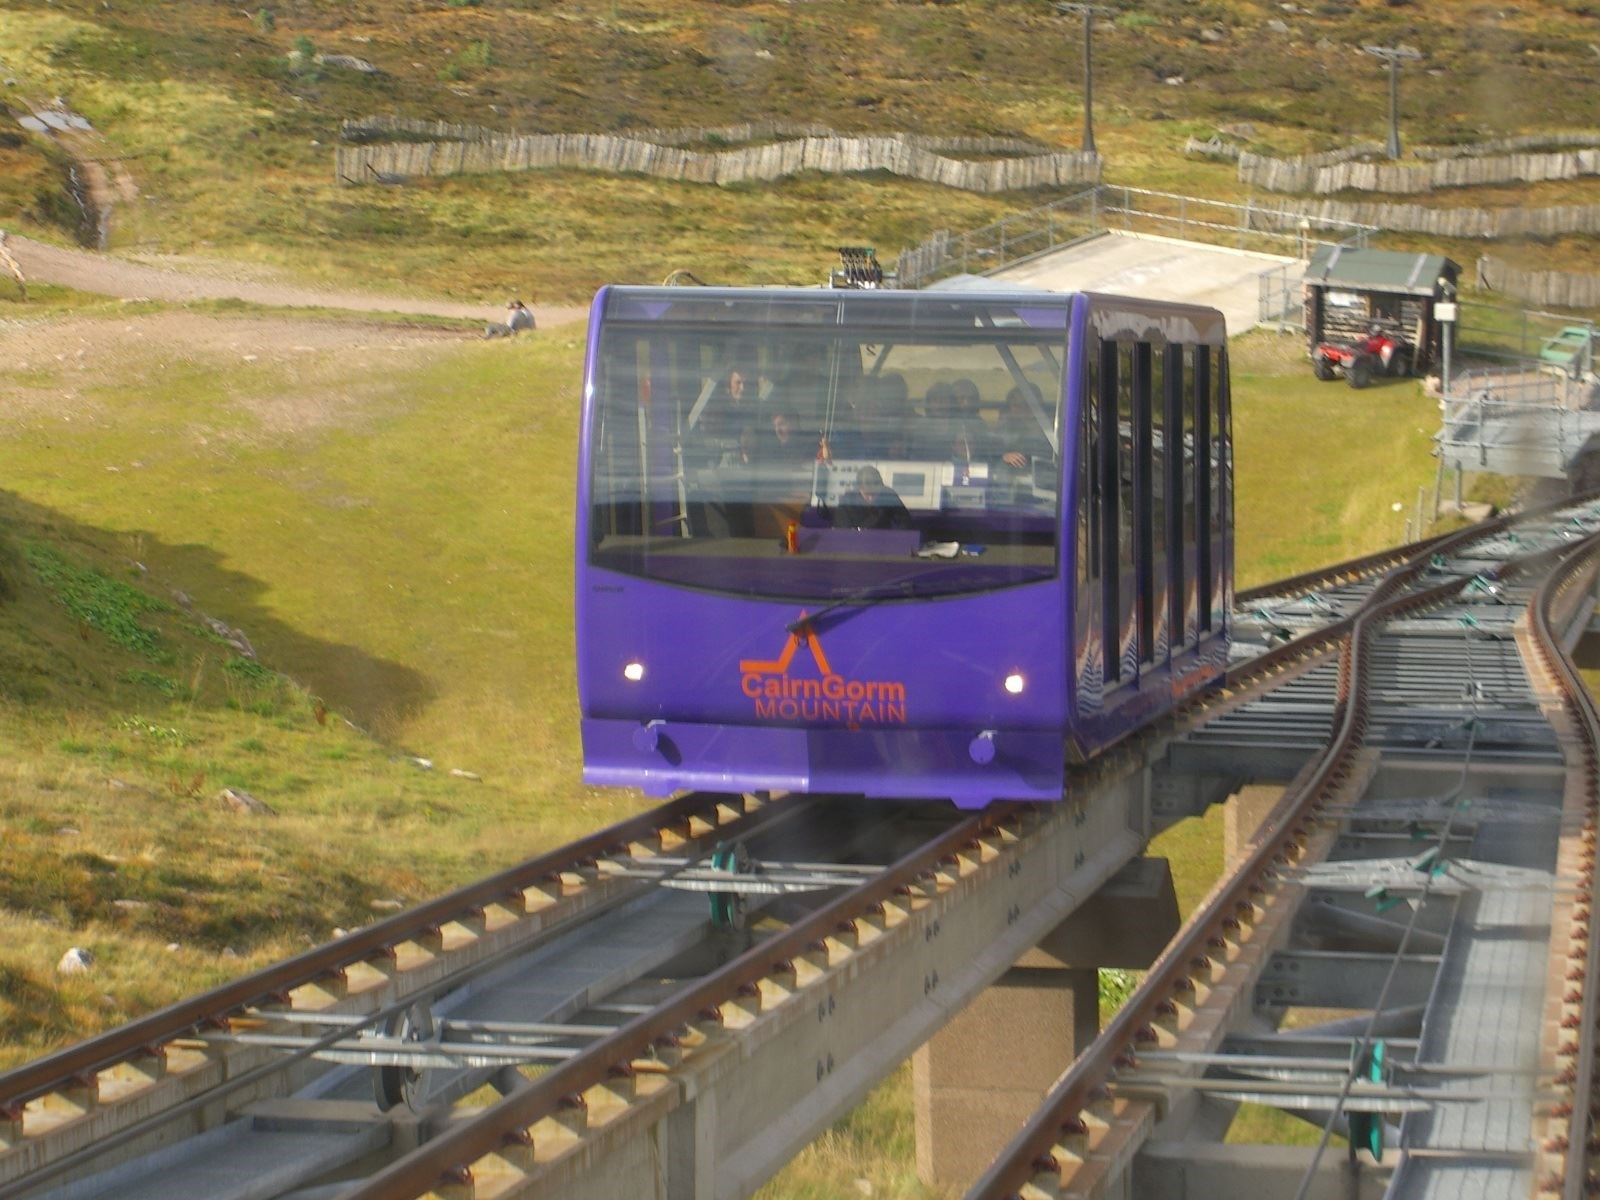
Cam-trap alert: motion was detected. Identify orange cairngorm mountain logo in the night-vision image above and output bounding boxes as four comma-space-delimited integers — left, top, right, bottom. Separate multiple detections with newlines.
738, 614, 908, 726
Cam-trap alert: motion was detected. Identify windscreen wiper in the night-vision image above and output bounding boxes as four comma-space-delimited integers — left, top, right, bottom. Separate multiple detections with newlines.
785, 571, 928, 633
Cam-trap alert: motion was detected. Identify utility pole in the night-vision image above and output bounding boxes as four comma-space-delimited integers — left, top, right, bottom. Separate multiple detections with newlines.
1363, 44, 1422, 159
1054, 3, 1113, 158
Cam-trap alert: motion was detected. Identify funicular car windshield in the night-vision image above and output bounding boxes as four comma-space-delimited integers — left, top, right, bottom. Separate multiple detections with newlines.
587, 288, 1068, 602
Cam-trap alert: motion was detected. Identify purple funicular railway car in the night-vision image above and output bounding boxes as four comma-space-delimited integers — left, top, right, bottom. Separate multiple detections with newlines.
577, 286, 1233, 808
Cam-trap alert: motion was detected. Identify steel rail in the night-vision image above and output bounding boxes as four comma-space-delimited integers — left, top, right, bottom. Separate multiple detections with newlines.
1236, 528, 1454, 606
1526, 532, 1600, 1200
0, 790, 775, 1114
334, 806, 1014, 1200
1237, 488, 1600, 608
968, 513, 1590, 1200
1220, 495, 1600, 700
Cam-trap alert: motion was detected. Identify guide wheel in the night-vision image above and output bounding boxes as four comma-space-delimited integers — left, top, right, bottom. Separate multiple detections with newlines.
374, 1001, 435, 1112
708, 841, 753, 931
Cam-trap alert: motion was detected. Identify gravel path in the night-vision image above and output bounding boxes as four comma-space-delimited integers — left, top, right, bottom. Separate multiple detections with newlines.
7, 235, 589, 328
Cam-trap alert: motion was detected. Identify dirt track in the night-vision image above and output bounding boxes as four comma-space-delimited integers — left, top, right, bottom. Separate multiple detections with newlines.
7, 234, 588, 329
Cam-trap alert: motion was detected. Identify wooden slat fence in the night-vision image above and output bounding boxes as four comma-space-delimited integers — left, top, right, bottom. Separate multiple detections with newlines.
1260, 197, 1600, 240
1477, 255, 1600, 312
1413, 132, 1600, 161
340, 115, 1049, 157
334, 119, 1089, 193
1239, 147, 1600, 194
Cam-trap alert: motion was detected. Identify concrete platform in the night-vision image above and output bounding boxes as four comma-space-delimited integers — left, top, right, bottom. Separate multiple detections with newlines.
988, 230, 1299, 334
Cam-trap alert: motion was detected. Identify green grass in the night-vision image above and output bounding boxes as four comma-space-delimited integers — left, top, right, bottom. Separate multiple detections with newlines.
23, 540, 172, 659
0, 499, 502, 1062
1230, 329, 1443, 588
0, 129, 85, 244
0, 316, 639, 1066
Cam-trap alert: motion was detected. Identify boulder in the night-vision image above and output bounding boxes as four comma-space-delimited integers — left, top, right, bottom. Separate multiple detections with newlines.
203, 615, 255, 658
219, 787, 275, 816
57, 947, 95, 974
316, 54, 380, 74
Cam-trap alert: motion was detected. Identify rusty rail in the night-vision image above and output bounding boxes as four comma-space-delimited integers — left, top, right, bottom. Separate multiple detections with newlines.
336, 806, 1011, 1200
1237, 490, 1597, 608
0, 790, 774, 1114
327, 507, 1590, 1200
969, 515, 1591, 1200
1527, 533, 1600, 1200
1235, 528, 1453, 605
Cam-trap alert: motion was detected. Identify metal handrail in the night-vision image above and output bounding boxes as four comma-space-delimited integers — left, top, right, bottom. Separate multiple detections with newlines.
896, 184, 1376, 290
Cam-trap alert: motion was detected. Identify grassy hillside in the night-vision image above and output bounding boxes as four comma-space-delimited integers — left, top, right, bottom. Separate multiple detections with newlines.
0, 296, 632, 1069
0, 489, 487, 1061
2, 0, 1598, 294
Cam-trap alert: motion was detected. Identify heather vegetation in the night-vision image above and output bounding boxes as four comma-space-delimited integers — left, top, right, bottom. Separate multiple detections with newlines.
3, 0, 1598, 292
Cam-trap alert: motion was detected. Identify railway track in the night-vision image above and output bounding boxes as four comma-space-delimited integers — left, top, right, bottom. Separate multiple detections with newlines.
970, 501, 1600, 1200
3, 504, 1599, 1200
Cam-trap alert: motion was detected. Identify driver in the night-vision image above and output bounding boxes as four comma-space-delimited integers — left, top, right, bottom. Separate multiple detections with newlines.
834, 465, 912, 531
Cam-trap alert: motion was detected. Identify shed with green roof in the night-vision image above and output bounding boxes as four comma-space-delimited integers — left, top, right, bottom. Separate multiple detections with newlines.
1303, 247, 1460, 374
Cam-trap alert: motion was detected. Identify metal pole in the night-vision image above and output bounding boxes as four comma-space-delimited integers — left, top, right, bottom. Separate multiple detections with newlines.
1056, 5, 1108, 157
1454, 465, 1464, 509
1387, 58, 1401, 158
1082, 7, 1095, 156
1365, 46, 1419, 161
1437, 274, 1457, 401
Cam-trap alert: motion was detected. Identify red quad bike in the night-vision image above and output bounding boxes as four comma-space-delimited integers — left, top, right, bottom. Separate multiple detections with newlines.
1313, 329, 1412, 389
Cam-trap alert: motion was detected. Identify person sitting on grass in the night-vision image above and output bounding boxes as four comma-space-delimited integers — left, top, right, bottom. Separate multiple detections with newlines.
485, 298, 536, 339
506, 299, 535, 333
